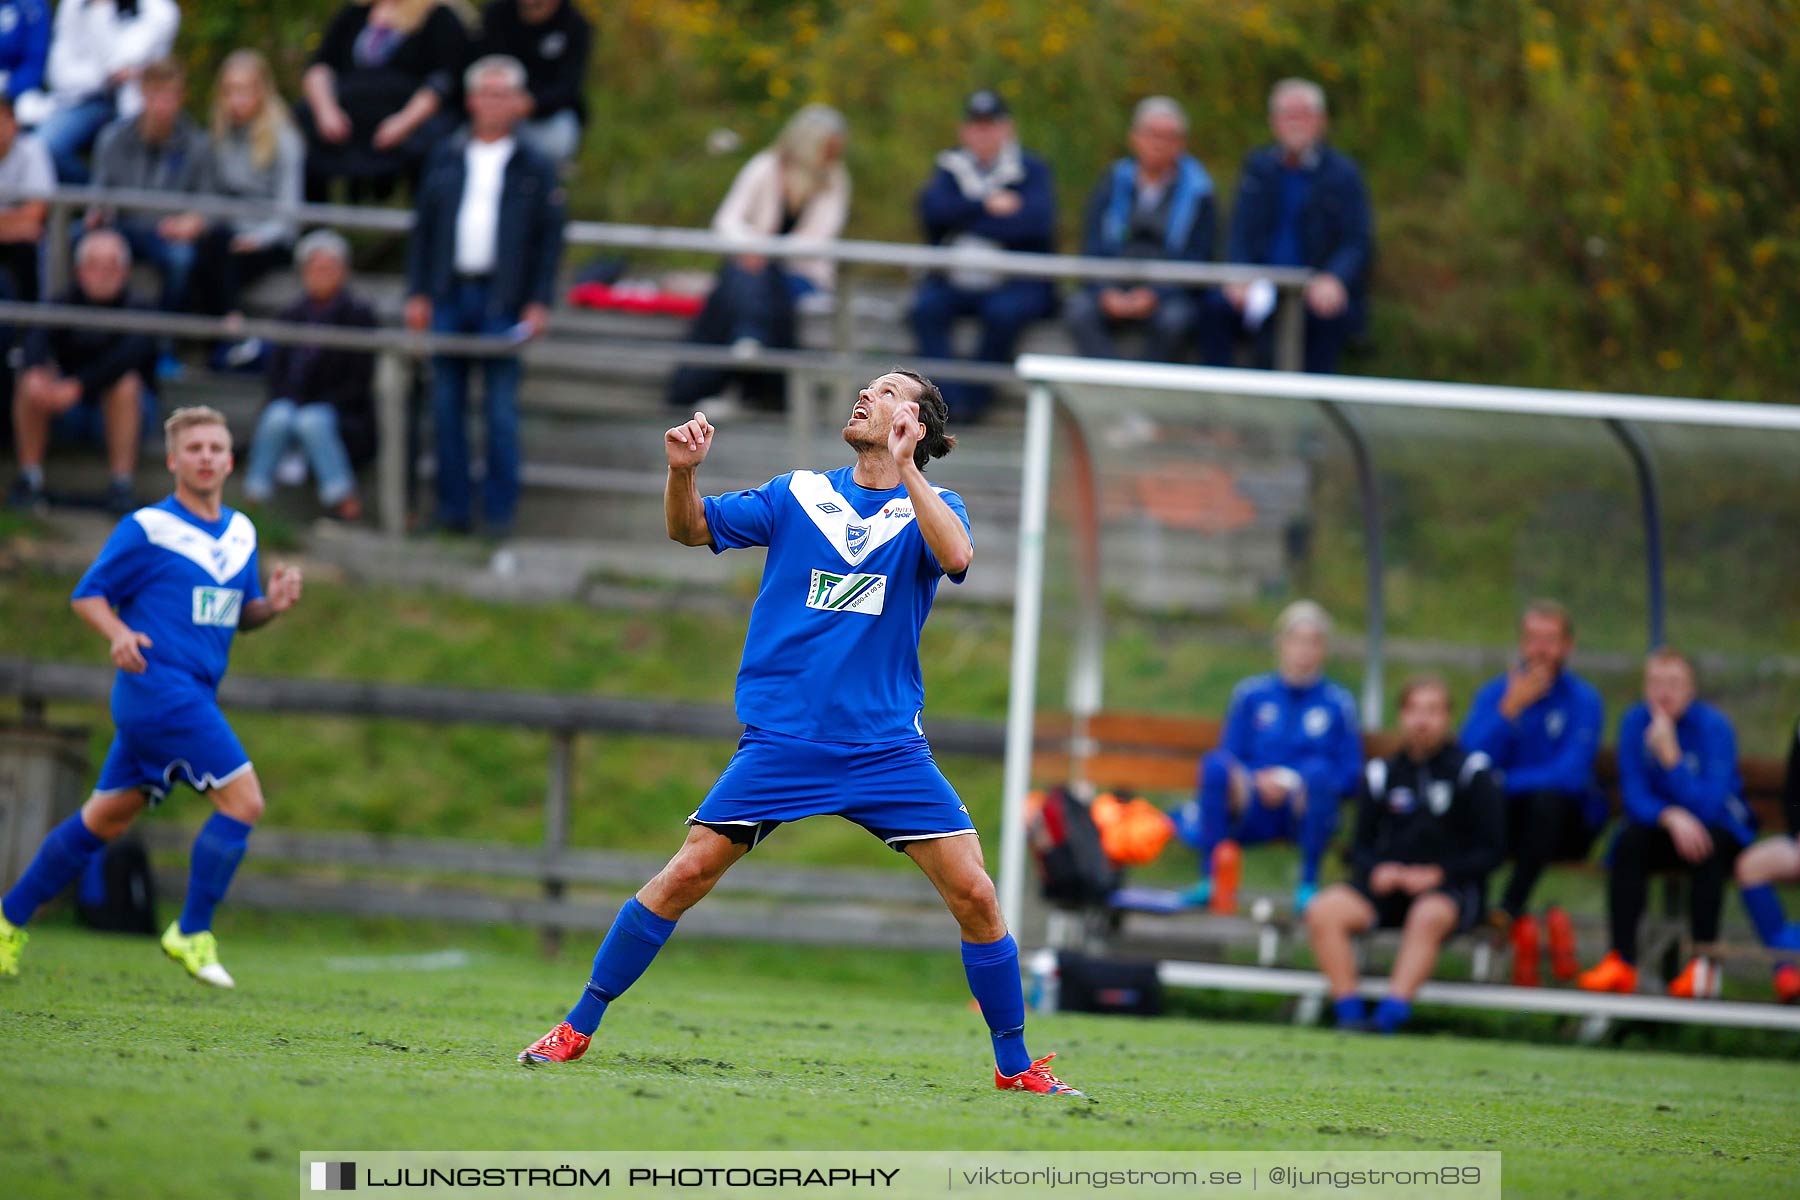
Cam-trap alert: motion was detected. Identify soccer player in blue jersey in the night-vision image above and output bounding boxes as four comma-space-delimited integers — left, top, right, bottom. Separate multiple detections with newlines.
0, 406, 302, 988
517, 369, 1081, 1096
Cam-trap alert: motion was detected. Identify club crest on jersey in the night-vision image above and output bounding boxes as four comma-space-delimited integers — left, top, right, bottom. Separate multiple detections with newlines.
845, 523, 871, 557
1388, 787, 1416, 813
1546, 709, 1566, 738
1255, 701, 1280, 728
807, 569, 887, 616
1428, 780, 1454, 815
1304, 706, 1331, 737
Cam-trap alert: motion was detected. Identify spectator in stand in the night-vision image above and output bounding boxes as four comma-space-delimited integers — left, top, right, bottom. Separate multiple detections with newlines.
0, 1, 50, 112
243, 230, 375, 521
299, 0, 470, 200
1306, 676, 1504, 1033
1063, 96, 1214, 363
907, 88, 1056, 424
0, 92, 52, 305
665, 103, 849, 412
24, 0, 179, 184
1733, 714, 1800, 1004
1172, 600, 1363, 914
192, 50, 304, 368
1202, 79, 1373, 374
473, 0, 590, 167
1579, 648, 1756, 999
1460, 600, 1605, 988
86, 58, 211, 315
9, 228, 153, 512
405, 54, 564, 537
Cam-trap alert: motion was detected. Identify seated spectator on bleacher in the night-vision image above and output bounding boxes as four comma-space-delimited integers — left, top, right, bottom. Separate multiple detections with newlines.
0, 92, 52, 305
1172, 600, 1362, 914
299, 0, 470, 201
1201, 79, 1372, 375
9, 228, 153, 513
1460, 600, 1603, 987
1733, 714, 1800, 1004
85, 58, 211, 315
1306, 675, 1504, 1033
404, 54, 564, 537
665, 103, 849, 412
191, 50, 304, 365
243, 230, 375, 522
907, 88, 1056, 424
1579, 648, 1755, 999
473, 0, 589, 167
23, 0, 179, 184
1063, 96, 1214, 364
0, 1, 50, 116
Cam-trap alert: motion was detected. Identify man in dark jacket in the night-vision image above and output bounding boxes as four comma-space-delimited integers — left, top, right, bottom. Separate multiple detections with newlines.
1305, 676, 1504, 1033
9, 229, 154, 513
243, 230, 377, 520
907, 89, 1055, 423
405, 55, 565, 536
1064, 96, 1215, 362
1202, 78, 1372, 374
475, 0, 591, 166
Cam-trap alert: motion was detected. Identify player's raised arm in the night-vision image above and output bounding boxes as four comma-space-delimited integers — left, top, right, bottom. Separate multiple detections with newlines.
890, 401, 972, 576
665, 411, 715, 546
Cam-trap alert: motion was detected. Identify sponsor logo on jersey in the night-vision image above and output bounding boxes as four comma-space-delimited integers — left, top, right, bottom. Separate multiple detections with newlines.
881, 505, 913, 519
191, 586, 244, 628
845, 522, 871, 557
806, 569, 888, 616
1303, 706, 1331, 738
816, 502, 843, 514
1427, 780, 1454, 815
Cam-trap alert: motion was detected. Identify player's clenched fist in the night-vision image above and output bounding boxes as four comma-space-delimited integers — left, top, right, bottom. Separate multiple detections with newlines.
665, 411, 715, 469
266, 563, 304, 613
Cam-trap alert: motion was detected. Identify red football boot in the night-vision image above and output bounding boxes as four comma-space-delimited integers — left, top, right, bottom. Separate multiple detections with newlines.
517, 1021, 591, 1066
995, 1052, 1083, 1096
1773, 964, 1800, 1005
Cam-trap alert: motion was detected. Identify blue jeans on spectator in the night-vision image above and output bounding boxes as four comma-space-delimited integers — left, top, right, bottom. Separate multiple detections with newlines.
909, 275, 1055, 423
1199, 289, 1355, 374
431, 277, 523, 531
242, 399, 357, 507
36, 95, 116, 185
1064, 286, 1200, 362
113, 219, 199, 312
665, 261, 813, 411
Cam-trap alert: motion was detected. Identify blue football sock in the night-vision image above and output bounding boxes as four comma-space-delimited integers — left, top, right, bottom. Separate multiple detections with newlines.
566, 898, 679, 1036
178, 813, 254, 935
1332, 996, 1367, 1028
962, 933, 1032, 1076
1740, 885, 1788, 945
1373, 996, 1413, 1034
2, 813, 106, 927
1773, 923, 1800, 953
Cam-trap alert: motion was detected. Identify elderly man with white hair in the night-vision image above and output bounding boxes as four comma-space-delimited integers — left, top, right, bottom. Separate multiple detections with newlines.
242, 230, 378, 520
1202, 78, 1373, 374
1064, 95, 1216, 363
1172, 600, 1364, 913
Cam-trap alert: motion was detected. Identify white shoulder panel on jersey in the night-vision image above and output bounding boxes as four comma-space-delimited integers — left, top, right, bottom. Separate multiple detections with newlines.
788, 470, 920, 567
1364, 757, 1388, 796
134, 508, 257, 585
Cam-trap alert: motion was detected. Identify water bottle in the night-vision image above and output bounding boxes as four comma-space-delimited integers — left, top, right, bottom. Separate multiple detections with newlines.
1027, 947, 1060, 1013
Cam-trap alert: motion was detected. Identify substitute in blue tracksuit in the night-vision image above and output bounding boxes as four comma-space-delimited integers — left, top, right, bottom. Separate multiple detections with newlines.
1460, 601, 1606, 925
1174, 600, 1362, 911
1578, 648, 1753, 998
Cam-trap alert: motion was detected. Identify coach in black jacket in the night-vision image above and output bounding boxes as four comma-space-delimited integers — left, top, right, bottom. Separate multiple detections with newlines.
405, 54, 566, 536
1305, 676, 1504, 1033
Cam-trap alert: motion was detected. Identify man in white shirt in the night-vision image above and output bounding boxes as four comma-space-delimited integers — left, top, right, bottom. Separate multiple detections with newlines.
24, 0, 179, 184
404, 55, 566, 537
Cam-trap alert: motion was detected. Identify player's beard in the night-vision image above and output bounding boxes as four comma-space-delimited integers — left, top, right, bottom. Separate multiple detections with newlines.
843, 423, 885, 456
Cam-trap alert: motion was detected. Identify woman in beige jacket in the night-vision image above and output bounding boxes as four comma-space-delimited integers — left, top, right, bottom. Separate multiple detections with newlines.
667, 104, 849, 410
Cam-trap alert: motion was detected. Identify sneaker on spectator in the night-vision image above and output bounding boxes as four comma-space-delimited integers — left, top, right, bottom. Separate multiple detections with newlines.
1773, 964, 1800, 1005
104, 479, 137, 515
1576, 951, 1638, 994
7, 476, 47, 513
156, 352, 185, 383
1545, 905, 1579, 981
1509, 914, 1542, 987
1665, 956, 1720, 999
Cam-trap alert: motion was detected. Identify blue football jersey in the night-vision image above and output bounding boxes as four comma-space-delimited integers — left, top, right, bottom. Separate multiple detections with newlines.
703, 465, 970, 743
71, 496, 264, 717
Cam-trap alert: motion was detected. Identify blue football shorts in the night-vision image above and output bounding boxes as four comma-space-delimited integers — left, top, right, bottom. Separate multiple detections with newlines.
95, 693, 252, 802
688, 727, 977, 851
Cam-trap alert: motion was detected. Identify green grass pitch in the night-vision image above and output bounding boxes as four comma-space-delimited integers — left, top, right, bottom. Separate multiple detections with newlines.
2, 913, 1795, 1199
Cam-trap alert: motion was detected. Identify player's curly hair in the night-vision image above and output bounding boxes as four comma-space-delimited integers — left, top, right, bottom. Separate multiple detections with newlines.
892, 368, 956, 471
